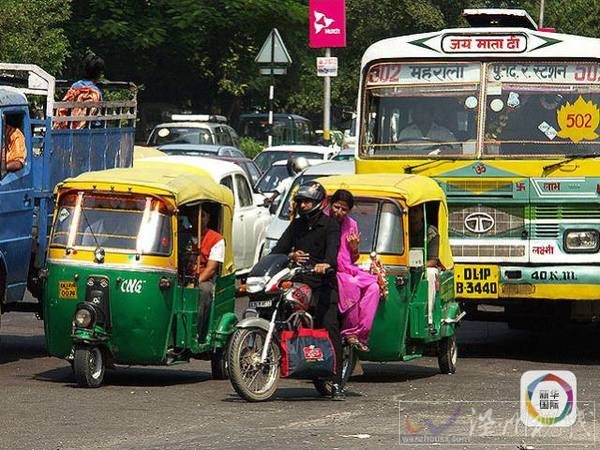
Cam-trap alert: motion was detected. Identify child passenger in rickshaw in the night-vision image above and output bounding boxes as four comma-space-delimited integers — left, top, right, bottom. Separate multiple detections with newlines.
181, 203, 224, 340
328, 189, 382, 352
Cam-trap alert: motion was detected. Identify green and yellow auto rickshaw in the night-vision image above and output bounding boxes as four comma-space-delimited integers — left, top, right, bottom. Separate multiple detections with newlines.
318, 174, 463, 376
43, 160, 237, 387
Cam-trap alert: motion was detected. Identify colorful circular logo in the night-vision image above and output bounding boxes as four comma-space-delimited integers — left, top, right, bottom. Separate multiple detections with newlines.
525, 373, 574, 426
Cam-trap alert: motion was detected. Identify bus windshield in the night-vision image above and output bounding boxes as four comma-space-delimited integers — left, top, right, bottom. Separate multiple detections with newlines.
361, 61, 600, 158
483, 62, 600, 156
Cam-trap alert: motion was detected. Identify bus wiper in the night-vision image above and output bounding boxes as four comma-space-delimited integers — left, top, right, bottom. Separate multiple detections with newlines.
542, 153, 600, 173
404, 157, 461, 174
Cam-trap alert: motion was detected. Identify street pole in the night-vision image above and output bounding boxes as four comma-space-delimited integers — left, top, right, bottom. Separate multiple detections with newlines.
268, 31, 275, 148
323, 47, 331, 146
538, 0, 545, 28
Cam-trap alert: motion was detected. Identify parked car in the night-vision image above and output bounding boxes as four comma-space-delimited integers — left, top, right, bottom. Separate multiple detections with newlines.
237, 112, 313, 146
147, 114, 240, 148
260, 160, 355, 257
253, 145, 338, 172
139, 156, 272, 274
332, 147, 355, 161
157, 143, 245, 158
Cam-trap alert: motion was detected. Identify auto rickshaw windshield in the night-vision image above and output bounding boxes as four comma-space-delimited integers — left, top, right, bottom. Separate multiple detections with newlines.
50, 191, 173, 255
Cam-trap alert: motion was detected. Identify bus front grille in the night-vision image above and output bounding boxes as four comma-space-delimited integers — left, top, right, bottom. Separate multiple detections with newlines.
451, 244, 526, 258
449, 205, 524, 238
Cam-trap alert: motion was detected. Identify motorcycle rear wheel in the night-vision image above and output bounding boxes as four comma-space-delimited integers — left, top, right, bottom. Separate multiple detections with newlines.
228, 328, 280, 402
313, 343, 356, 397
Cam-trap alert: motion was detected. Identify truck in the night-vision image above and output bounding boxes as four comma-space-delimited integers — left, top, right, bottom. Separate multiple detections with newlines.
0, 64, 136, 326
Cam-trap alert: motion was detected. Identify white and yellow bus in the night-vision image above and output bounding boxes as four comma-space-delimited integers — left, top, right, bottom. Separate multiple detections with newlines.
355, 9, 600, 324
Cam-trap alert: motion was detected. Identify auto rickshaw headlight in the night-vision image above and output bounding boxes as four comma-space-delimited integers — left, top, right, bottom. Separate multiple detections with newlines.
94, 247, 105, 264
564, 230, 599, 253
74, 307, 95, 328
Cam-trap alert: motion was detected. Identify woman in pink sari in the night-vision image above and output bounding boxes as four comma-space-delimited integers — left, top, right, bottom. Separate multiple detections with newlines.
329, 189, 381, 352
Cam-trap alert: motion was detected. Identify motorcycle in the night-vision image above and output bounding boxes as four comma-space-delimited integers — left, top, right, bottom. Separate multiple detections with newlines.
228, 254, 355, 402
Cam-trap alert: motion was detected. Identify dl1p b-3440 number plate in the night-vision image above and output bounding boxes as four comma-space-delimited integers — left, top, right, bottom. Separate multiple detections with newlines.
454, 265, 499, 299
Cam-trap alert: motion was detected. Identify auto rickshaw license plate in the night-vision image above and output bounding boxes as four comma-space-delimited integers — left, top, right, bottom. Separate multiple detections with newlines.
455, 265, 499, 299
58, 281, 77, 299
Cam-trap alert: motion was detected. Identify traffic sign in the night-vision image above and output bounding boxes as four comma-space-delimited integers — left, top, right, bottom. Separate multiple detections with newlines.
255, 28, 292, 66
317, 57, 338, 77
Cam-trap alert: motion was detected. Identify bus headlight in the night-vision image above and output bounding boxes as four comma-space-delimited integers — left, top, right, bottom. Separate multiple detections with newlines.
74, 306, 96, 328
564, 230, 599, 253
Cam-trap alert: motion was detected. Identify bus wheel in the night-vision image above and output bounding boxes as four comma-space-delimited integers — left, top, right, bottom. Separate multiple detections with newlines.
438, 334, 457, 374
73, 345, 105, 388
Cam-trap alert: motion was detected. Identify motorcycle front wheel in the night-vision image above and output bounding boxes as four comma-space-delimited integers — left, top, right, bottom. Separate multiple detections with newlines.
228, 328, 280, 402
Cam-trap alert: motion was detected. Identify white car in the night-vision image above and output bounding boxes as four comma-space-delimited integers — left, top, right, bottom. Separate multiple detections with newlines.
253, 145, 338, 172
261, 160, 355, 257
141, 156, 272, 275
254, 158, 325, 197
147, 114, 240, 148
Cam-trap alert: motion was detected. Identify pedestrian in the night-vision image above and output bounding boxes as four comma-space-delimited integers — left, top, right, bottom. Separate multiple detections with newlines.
328, 189, 381, 352
270, 181, 345, 400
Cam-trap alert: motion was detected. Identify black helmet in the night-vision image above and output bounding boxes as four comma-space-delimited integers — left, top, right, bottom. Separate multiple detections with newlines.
294, 181, 326, 219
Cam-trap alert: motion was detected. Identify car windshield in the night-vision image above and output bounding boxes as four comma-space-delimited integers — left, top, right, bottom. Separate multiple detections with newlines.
243, 162, 261, 187
254, 151, 323, 172
50, 192, 172, 255
148, 127, 214, 146
332, 153, 355, 161
256, 165, 290, 193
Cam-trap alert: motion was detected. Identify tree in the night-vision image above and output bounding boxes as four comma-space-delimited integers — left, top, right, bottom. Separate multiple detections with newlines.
0, 0, 71, 74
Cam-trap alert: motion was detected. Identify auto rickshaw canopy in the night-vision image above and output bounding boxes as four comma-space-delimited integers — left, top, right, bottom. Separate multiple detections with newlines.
318, 173, 453, 269
57, 158, 234, 208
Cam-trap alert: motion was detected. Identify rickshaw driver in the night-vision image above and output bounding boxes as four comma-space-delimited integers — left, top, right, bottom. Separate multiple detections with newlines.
409, 205, 440, 333
195, 204, 225, 339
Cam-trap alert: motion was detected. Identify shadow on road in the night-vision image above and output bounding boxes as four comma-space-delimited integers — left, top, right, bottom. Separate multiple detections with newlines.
35, 365, 213, 387
458, 321, 600, 365
0, 334, 47, 364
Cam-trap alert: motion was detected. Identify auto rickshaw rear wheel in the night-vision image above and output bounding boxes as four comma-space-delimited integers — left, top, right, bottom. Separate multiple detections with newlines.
210, 347, 228, 380
438, 334, 457, 374
73, 345, 106, 388
313, 344, 356, 397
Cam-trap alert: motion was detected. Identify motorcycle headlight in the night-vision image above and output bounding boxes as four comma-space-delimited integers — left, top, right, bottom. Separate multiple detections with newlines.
74, 307, 95, 328
564, 230, 599, 253
246, 276, 268, 293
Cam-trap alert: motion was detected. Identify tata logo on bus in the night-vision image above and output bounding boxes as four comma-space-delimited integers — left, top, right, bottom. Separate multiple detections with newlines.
120, 278, 145, 294
464, 212, 495, 234
309, 0, 346, 48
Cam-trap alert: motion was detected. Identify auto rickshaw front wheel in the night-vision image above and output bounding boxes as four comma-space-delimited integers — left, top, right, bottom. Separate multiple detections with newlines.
73, 345, 106, 388
437, 334, 457, 374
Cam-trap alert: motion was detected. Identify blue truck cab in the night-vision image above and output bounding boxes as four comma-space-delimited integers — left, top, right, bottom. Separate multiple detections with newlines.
0, 64, 136, 319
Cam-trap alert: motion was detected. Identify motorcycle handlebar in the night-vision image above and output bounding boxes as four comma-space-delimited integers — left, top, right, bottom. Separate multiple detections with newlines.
292, 265, 335, 276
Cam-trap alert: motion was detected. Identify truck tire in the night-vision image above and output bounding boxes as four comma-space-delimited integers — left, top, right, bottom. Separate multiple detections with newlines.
438, 334, 457, 374
73, 345, 105, 388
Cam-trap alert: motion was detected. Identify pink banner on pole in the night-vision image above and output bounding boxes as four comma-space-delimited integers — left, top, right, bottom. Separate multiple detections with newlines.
309, 0, 346, 48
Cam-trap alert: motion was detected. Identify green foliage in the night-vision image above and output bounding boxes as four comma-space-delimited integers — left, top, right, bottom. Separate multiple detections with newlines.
239, 137, 264, 159
0, 0, 71, 74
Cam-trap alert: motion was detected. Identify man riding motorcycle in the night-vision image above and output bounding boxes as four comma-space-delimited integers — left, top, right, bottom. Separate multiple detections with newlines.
270, 181, 345, 400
